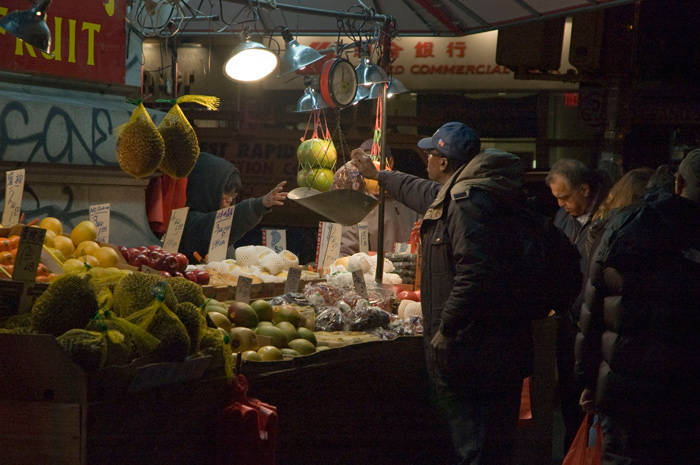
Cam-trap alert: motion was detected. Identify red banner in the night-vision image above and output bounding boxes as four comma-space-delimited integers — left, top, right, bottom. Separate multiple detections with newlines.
0, 0, 127, 85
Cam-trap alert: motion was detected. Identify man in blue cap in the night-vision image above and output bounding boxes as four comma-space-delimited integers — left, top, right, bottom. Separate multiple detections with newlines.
352, 122, 535, 465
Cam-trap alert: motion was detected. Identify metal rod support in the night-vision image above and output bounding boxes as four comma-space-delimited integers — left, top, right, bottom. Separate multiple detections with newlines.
223, 0, 392, 24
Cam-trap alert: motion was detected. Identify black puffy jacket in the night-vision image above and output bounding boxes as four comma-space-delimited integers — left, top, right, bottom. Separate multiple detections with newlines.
576, 189, 700, 424
379, 149, 535, 384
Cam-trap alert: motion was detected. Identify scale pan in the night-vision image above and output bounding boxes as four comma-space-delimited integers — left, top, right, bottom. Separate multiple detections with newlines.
288, 187, 378, 226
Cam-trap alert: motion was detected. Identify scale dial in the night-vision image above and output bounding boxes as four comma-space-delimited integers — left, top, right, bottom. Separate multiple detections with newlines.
319, 58, 358, 108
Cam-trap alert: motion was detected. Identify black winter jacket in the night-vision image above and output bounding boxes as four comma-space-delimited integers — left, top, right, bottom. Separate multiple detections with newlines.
379, 149, 535, 384
179, 152, 270, 262
576, 189, 700, 425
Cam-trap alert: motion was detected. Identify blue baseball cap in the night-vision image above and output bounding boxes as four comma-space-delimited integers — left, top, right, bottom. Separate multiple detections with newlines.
417, 122, 481, 162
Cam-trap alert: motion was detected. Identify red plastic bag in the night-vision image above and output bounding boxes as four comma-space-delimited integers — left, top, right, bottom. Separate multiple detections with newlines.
563, 413, 603, 465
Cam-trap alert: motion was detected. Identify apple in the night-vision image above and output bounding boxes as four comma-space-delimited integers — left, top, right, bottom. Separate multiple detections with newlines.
171, 271, 184, 278
173, 253, 188, 272
193, 269, 210, 285
184, 271, 198, 283
155, 254, 179, 275
147, 250, 164, 265
147, 245, 163, 252
397, 290, 420, 302
129, 253, 150, 270
118, 246, 129, 261
136, 246, 149, 253
159, 270, 172, 278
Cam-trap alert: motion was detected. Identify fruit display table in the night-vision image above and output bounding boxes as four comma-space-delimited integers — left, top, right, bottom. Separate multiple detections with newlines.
242, 317, 559, 465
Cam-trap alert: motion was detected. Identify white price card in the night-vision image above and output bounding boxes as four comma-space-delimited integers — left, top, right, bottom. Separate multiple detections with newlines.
262, 229, 286, 253
284, 267, 302, 294
12, 226, 46, 282
394, 242, 412, 253
208, 206, 234, 263
352, 269, 368, 298
2, 169, 25, 226
315, 222, 342, 275
89, 203, 110, 243
235, 275, 253, 302
162, 207, 189, 253
358, 222, 369, 254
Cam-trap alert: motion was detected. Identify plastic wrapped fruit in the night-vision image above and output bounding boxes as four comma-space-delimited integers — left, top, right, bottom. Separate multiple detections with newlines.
331, 161, 368, 193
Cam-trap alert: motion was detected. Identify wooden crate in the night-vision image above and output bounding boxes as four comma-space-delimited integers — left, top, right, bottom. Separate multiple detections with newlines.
0, 333, 229, 465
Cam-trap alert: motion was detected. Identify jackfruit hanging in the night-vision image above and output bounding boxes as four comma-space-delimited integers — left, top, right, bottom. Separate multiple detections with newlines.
157, 95, 219, 178
115, 103, 166, 178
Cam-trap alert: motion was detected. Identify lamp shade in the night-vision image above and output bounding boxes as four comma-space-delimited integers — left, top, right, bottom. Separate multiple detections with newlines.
0, 0, 53, 54
279, 27, 323, 77
355, 56, 390, 87
223, 39, 279, 82
368, 78, 409, 99
294, 87, 329, 112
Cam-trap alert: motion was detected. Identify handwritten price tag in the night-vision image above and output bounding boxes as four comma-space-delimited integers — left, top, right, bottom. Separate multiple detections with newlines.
162, 207, 189, 253
358, 222, 369, 254
263, 229, 286, 253
89, 203, 110, 243
352, 269, 368, 298
394, 242, 412, 253
235, 275, 253, 302
12, 226, 46, 282
2, 169, 25, 226
208, 206, 234, 263
284, 267, 302, 294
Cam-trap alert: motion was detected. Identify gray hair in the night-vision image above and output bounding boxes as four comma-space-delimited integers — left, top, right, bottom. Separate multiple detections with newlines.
545, 158, 596, 190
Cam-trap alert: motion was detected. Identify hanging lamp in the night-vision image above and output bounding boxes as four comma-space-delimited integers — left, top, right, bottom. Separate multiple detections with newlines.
0, 0, 53, 54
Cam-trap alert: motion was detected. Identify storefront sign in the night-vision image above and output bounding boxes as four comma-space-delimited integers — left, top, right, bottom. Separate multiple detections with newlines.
2, 168, 24, 226
0, 0, 127, 84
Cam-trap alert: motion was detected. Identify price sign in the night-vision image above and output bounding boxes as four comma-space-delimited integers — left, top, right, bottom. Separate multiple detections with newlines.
352, 269, 368, 298
315, 222, 342, 275
394, 242, 412, 253
208, 206, 235, 263
141, 265, 162, 276
358, 222, 369, 254
263, 229, 287, 253
284, 267, 302, 294
162, 207, 189, 253
89, 203, 110, 243
235, 275, 253, 302
2, 169, 25, 226
12, 226, 46, 282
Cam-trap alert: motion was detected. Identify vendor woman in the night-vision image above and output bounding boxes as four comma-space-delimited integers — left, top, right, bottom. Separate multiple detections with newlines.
179, 152, 287, 262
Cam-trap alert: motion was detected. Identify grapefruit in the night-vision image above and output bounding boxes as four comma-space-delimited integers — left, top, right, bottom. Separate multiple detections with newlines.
42, 229, 57, 248
92, 247, 120, 268
71, 220, 98, 246
39, 217, 63, 236
74, 240, 100, 259
53, 235, 75, 259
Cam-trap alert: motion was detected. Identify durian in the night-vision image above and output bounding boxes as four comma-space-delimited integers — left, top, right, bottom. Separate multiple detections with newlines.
112, 272, 178, 318
115, 103, 165, 178
30, 274, 98, 336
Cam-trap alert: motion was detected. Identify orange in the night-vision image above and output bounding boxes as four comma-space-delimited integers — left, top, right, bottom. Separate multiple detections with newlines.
36, 263, 49, 276
74, 240, 100, 259
8, 235, 20, 249
0, 251, 15, 266
0, 238, 10, 252
70, 221, 97, 246
39, 217, 63, 236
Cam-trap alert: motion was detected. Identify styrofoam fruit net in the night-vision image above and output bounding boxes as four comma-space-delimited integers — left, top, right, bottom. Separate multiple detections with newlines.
279, 250, 299, 269
229, 265, 253, 277
347, 253, 372, 273
235, 245, 259, 266
259, 252, 285, 275
206, 261, 230, 275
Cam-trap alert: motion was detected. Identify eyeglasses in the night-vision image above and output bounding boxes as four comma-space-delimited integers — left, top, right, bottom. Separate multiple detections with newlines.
222, 191, 238, 202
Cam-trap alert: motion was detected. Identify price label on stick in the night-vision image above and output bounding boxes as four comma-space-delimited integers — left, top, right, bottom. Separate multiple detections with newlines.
13, 226, 46, 283
208, 206, 234, 263
235, 275, 252, 302
89, 203, 110, 243
263, 229, 286, 253
2, 169, 25, 226
162, 207, 189, 253
315, 222, 342, 275
284, 267, 302, 294
352, 269, 368, 298
358, 222, 369, 254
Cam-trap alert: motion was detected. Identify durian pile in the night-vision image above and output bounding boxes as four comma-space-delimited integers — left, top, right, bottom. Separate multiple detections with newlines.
0, 268, 234, 378
187, 246, 319, 286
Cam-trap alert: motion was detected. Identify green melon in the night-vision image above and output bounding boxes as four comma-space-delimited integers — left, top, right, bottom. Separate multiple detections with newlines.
254, 324, 289, 349
288, 338, 316, 355
275, 321, 298, 342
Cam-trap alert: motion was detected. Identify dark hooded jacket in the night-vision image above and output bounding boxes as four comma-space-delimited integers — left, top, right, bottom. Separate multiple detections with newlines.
576, 189, 700, 425
179, 152, 269, 261
378, 149, 535, 384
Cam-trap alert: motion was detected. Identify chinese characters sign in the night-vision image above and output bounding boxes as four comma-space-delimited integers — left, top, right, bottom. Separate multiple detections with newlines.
162, 207, 189, 253
2, 168, 24, 226
208, 206, 234, 263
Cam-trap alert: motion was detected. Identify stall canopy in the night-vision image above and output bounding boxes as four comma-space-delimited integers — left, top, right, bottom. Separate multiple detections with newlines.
165, 0, 638, 38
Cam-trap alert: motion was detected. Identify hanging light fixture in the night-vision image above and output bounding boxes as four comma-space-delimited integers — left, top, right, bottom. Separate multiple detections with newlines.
223, 32, 279, 82
355, 43, 390, 89
294, 77, 329, 112
368, 77, 408, 100
0, 0, 53, 54
278, 27, 323, 77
